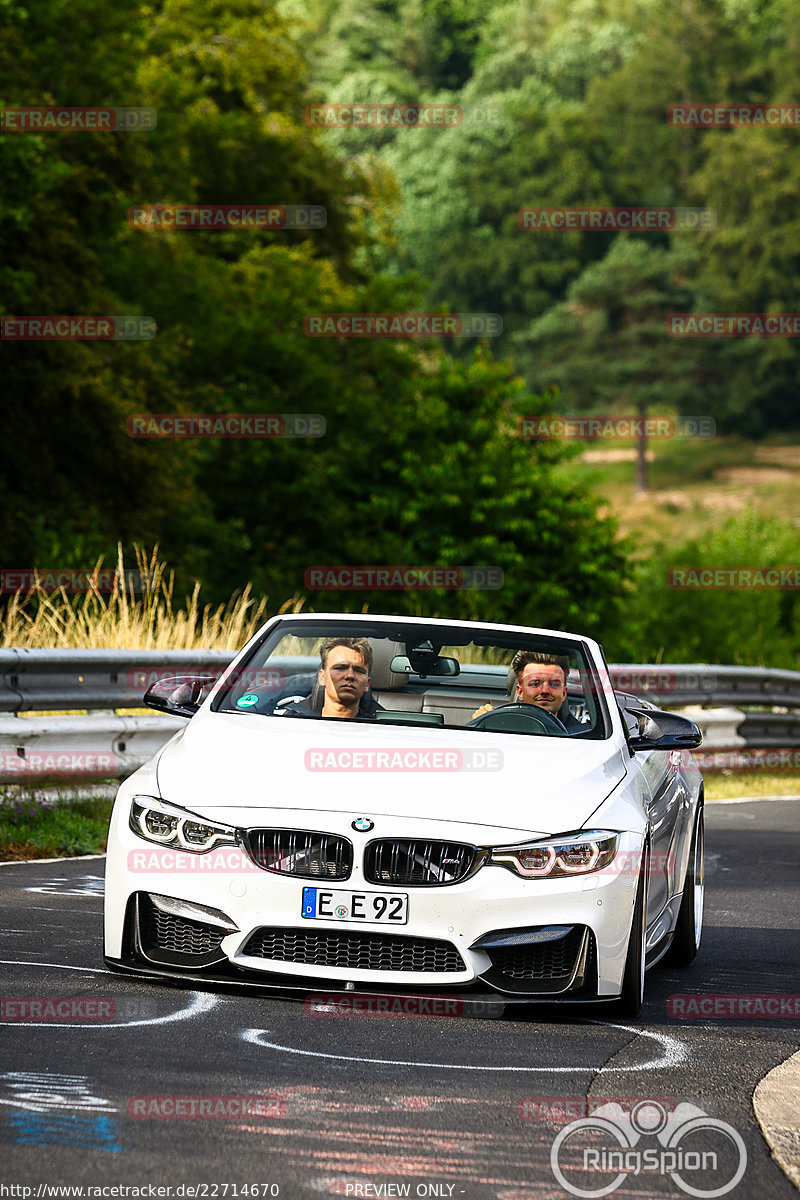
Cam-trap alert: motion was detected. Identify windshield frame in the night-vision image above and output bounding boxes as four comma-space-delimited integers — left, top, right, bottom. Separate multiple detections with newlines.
210, 616, 614, 740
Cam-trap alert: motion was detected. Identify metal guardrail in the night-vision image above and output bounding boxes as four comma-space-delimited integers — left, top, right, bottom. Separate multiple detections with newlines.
0, 652, 798, 783
3, 651, 800, 713
0, 648, 233, 713
606, 664, 800, 710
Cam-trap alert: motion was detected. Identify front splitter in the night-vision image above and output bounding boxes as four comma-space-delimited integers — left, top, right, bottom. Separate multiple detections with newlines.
104, 955, 616, 1012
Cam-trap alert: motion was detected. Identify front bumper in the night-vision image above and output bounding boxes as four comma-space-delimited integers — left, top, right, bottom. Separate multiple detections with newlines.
105, 805, 643, 999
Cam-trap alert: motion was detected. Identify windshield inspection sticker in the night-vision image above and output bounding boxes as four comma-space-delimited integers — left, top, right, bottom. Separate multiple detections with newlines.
236, 694, 260, 708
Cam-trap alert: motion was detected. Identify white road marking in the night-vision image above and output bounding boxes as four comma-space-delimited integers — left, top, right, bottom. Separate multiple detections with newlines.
0, 959, 218, 1028
0, 854, 106, 868
25, 873, 104, 896
241, 1022, 689, 1072
710, 795, 800, 804
0, 959, 111, 973
0, 1071, 116, 1114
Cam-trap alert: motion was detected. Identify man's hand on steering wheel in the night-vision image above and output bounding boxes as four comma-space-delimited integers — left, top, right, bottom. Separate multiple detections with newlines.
468, 702, 569, 735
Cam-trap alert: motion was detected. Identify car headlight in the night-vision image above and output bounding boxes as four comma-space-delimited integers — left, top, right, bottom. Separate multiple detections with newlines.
490, 830, 618, 878
130, 796, 238, 853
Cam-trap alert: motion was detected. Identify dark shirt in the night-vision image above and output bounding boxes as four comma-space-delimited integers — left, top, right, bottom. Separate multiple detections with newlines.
274, 691, 384, 719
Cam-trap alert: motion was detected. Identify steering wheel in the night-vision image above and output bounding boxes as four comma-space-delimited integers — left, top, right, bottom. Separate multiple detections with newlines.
468, 702, 570, 736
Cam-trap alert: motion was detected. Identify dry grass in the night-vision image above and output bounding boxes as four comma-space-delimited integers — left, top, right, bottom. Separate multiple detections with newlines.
0, 545, 302, 650
559, 434, 800, 551
703, 771, 800, 800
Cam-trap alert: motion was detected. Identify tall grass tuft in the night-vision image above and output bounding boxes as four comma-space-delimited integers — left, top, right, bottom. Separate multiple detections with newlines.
0, 545, 302, 649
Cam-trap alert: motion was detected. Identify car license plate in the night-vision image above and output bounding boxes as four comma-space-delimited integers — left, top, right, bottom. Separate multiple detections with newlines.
301, 887, 408, 924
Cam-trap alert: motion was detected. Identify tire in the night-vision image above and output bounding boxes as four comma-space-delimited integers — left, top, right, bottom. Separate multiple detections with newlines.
665, 803, 704, 967
613, 846, 648, 1017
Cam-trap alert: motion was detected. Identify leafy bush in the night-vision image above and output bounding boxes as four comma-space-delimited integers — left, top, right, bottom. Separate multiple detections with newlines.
608, 510, 800, 668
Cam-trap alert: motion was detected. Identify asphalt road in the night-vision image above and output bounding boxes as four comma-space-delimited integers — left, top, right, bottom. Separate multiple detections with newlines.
1, 798, 798, 1199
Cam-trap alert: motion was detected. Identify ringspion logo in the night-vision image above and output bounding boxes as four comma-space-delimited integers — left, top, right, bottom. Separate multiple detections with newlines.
550, 1101, 747, 1198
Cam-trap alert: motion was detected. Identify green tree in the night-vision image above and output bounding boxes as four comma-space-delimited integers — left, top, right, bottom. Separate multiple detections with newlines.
515, 237, 724, 490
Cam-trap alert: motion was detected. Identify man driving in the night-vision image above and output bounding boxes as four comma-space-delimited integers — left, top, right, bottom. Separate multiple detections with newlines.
471, 650, 584, 732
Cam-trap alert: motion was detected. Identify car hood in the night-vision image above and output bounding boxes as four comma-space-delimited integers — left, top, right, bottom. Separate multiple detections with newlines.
155, 710, 627, 840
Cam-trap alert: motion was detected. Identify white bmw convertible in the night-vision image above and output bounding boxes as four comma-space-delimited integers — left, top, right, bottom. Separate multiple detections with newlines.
104, 613, 704, 1015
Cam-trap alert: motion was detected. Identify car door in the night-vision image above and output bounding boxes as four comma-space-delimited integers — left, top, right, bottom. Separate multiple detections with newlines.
616, 693, 684, 943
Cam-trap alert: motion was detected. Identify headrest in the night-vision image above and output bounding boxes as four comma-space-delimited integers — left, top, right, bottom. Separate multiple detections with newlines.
506, 664, 518, 698
367, 639, 409, 690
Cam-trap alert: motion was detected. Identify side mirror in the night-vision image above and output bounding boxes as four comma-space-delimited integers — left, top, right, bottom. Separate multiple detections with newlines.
143, 675, 217, 718
627, 707, 702, 751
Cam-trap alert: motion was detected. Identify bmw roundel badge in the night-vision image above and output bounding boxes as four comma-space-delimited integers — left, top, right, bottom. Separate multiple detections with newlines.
352, 817, 374, 832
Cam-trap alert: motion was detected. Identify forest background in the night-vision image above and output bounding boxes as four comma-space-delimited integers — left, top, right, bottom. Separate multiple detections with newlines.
1, 0, 799, 667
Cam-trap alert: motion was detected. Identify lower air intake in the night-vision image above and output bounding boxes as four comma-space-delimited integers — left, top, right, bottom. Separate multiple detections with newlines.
240, 927, 466, 973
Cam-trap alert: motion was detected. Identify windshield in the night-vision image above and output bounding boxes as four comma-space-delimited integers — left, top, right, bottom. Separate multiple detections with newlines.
213, 620, 611, 740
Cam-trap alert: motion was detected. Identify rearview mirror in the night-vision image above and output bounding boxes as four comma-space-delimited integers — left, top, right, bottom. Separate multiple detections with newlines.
390, 654, 460, 678
143, 675, 217, 718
